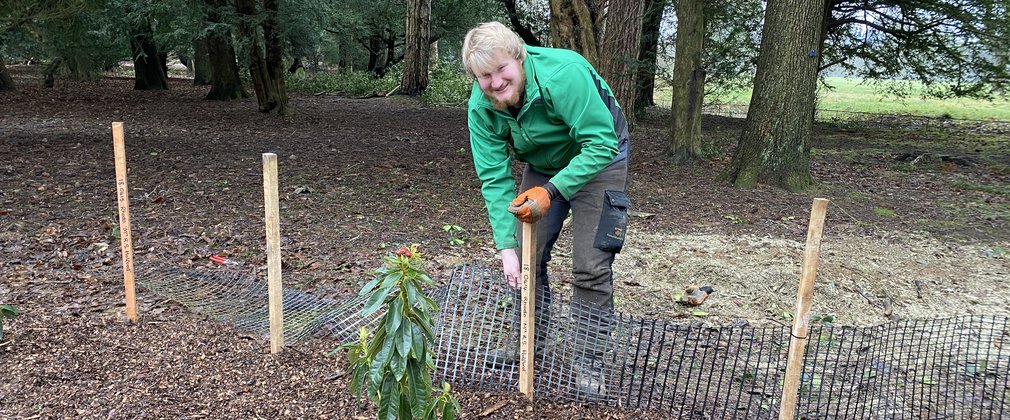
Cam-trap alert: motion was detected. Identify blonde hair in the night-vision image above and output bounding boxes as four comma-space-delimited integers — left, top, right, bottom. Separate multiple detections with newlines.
461, 22, 526, 77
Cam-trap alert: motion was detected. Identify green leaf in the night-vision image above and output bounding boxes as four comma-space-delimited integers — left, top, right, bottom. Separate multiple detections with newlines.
358, 278, 380, 296
362, 286, 392, 317
404, 280, 420, 307
443, 401, 455, 420
409, 360, 429, 419
411, 324, 425, 358
399, 392, 413, 420
386, 378, 400, 420
348, 364, 367, 397
0, 304, 20, 319
691, 310, 709, 317
369, 339, 395, 394
386, 298, 403, 336
920, 376, 936, 385
863, 369, 877, 379
421, 358, 433, 393
381, 270, 403, 288
409, 313, 436, 341
396, 320, 412, 358
390, 348, 407, 381
450, 394, 462, 418
377, 373, 400, 420
366, 327, 388, 356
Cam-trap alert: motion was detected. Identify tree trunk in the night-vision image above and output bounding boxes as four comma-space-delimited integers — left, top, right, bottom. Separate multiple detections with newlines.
722, 0, 826, 191
192, 37, 212, 86
366, 36, 387, 77
205, 30, 248, 100
400, 0, 431, 96
429, 40, 439, 69
130, 19, 169, 90
634, 0, 664, 111
0, 57, 16, 92
669, 0, 705, 163
236, 0, 289, 114
262, 0, 289, 113
549, 0, 602, 67
598, 0, 643, 128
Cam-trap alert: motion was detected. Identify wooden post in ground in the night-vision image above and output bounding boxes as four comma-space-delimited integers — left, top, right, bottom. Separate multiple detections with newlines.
112, 122, 138, 323
262, 153, 284, 354
779, 198, 830, 420
519, 221, 537, 400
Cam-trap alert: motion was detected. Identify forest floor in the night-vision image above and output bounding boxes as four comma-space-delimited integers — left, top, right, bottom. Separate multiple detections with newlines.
1, 72, 1009, 418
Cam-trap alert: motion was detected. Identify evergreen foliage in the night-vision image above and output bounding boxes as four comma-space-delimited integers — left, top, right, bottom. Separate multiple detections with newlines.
342, 245, 460, 420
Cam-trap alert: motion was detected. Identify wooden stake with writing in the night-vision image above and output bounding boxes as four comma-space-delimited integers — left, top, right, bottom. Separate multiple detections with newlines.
112, 122, 137, 323
519, 221, 537, 400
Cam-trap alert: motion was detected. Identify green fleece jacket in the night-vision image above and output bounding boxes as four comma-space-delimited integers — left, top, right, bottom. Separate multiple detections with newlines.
467, 45, 627, 250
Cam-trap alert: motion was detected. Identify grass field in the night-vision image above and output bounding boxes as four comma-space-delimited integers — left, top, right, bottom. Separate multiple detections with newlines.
656, 77, 1010, 121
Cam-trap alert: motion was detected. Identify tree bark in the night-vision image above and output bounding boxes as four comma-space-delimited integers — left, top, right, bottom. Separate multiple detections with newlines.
203, 0, 247, 99
634, 0, 664, 111
236, 0, 289, 114
598, 0, 643, 128
669, 0, 705, 163
262, 0, 288, 113
400, 0, 431, 96
205, 31, 248, 100
130, 19, 169, 90
0, 57, 16, 92
722, 0, 826, 191
549, 0, 602, 67
192, 36, 212, 86
366, 36, 388, 77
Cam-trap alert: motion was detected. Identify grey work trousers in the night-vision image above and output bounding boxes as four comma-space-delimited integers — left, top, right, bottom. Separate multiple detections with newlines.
515, 158, 629, 359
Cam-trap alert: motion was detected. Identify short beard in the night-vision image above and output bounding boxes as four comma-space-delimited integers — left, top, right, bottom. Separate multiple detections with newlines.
490, 72, 525, 111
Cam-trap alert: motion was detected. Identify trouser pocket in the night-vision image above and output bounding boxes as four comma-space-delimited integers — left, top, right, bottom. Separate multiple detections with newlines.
593, 190, 631, 253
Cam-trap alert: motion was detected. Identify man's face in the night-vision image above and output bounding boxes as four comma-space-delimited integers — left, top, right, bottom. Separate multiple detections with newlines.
474, 49, 525, 110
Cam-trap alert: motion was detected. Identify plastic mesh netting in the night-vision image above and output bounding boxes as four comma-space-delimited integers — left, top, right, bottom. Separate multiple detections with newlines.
136, 262, 1010, 418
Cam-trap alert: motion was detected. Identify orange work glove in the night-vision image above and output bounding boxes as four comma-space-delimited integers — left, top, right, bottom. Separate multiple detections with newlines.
508, 186, 552, 223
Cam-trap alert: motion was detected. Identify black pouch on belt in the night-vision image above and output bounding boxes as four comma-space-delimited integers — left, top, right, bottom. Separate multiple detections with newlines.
594, 190, 632, 253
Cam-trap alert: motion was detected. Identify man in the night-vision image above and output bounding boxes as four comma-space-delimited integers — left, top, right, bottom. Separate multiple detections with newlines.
461, 21, 632, 398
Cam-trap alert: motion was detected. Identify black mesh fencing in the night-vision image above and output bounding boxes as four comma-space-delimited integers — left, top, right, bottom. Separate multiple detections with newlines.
136, 262, 1010, 418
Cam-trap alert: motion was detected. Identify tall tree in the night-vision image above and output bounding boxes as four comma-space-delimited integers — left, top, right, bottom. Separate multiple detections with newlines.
400, 0, 432, 95
634, 0, 665, 111
202, 0, 247, 99
722, 0, 827, 191
130, 17, 170, 90
191, 37, 212, 85
549, 0, 602, 66
668, 0, 705, 162
598, 0, 644, 127
236, 0, 289, 114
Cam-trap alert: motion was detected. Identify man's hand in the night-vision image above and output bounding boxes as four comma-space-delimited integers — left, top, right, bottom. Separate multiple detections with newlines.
501, 248, 520, 288
508, 186, 552, 223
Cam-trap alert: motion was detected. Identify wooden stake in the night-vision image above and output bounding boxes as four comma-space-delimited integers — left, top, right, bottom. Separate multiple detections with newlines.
262, 153, 284, 354
519, 221, 537, 400
112, 122, 137, 324
779, 198, 830, 420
